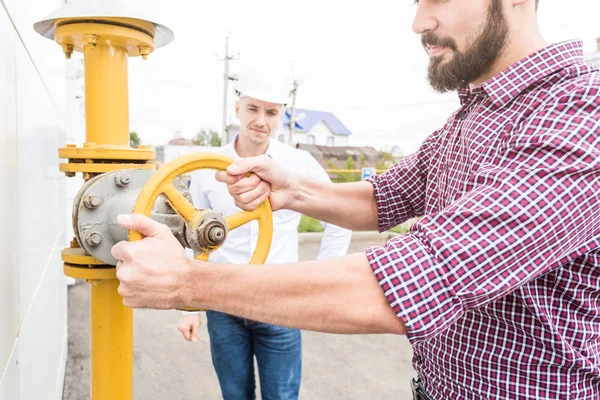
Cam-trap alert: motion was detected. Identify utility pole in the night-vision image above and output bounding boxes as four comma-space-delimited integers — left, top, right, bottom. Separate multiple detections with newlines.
288, 79, 298, 145
220, 36, 238, 145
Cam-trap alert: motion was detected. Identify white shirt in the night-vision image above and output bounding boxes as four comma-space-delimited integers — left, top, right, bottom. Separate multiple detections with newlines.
188, 138, 352, 265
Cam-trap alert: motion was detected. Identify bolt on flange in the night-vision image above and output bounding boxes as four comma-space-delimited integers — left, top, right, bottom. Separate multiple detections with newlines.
85, 231, 103, 246
83, 194, 103, 208
115, 173, 131, 187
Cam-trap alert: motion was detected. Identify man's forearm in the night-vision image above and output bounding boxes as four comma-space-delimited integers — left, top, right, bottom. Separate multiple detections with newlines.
287, 178, 379, 231
182, 253, 406, 335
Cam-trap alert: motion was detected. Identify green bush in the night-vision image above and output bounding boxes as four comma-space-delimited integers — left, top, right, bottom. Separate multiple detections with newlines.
298, 215, 325, 233
388, 223, 410, 234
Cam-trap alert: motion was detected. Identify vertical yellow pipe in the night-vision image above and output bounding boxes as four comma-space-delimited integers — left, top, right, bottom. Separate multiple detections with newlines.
84, 39, 129, 146
84, 39, 133, 400
90, 279, 133, 400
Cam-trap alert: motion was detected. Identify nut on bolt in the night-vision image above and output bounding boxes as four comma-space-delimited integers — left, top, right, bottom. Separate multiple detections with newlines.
208, 226, 225, 243
85, 231, 103, 246
62, 44, 73, 59
115, 173, 131, 187
139, 46, 151, 60
85, 34, 97, 47
83, 194, 102, 208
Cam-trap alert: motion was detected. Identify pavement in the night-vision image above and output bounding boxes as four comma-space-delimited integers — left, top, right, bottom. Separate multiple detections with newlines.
62, 235, 415, 399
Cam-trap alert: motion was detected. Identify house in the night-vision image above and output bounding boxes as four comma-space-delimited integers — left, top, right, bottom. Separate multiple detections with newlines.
349, 134, 405, 157
154, 131, 220, 165
167, 137, 195, 146
295, 143, 383, 170
224, 108, 353, 146
154, 144, 217, 165
281, 108, 352, 146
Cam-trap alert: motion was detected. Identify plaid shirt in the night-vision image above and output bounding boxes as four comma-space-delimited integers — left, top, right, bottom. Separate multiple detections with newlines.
366, 40, 600, 399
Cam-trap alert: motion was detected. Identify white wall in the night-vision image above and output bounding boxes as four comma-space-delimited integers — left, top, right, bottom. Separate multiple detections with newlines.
291, 121, 350, 147
0, 1, 68, 399
64, 53, 85, 251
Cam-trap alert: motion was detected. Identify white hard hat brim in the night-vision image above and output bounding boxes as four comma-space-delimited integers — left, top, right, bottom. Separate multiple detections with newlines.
236, 90, 288, 106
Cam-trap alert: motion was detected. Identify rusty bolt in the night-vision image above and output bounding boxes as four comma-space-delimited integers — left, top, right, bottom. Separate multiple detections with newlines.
83, 194, 102, 209
85, 231, 103, 246
208, 226, 225, 243
115, 173, 131, 187
65, 172, 76, 178
62, 44, 73, 59
85, 34, 97, 47
139, 46, 151, 60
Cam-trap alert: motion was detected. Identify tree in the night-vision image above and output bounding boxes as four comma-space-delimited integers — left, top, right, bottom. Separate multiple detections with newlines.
193, 129, 222, 147
375, 160, 388, 171
130, 131, 140, 148
345, 155, 356, 170
381, 151, 395, 162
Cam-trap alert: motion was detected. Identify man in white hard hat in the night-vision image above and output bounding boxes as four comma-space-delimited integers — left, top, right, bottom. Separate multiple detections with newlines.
176, 68, 352, 400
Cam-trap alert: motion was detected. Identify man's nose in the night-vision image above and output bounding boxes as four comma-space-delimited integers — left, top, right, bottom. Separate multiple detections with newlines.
255, 112, 266, 126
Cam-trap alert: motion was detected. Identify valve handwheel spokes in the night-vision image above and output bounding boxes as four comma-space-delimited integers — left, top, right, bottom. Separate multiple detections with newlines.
129, 153, 273, 265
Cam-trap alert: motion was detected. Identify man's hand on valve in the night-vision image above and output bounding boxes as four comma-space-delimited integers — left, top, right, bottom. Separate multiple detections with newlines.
112, 214, 191, 309
215, 154, 292, 212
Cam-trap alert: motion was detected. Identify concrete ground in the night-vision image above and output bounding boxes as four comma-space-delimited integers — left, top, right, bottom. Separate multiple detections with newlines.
62, 236, 415, 399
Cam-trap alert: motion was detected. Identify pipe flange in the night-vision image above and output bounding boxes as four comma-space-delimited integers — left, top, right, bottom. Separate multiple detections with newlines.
74, 169, 189, 265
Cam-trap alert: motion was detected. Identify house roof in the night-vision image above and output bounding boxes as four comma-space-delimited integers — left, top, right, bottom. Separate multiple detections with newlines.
283, 108, 352, 136
296, 144, 382, 162
167, 137, 195, 146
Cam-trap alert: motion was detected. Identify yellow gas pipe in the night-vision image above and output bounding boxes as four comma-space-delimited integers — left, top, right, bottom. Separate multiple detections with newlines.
34, 7, 173, 400
34, 7, 273, 400
59, 22, 143, 400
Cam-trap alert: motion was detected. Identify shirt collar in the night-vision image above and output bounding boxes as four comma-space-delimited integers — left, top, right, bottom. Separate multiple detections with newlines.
457, 40, 584, 107
224, 135, 274, 159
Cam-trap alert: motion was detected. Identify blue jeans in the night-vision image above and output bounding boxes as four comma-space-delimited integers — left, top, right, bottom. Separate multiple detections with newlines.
206, 311, 302, 400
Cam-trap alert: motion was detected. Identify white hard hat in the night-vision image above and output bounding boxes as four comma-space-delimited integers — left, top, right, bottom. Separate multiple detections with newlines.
234, 68, 291, 105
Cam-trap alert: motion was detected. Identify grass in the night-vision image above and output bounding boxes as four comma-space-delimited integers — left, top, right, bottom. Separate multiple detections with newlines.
298, 215, 412, 234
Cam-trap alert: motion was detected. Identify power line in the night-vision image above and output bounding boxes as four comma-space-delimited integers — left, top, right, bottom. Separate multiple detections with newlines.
288, 79, 299, 144
217, 36, 239, 144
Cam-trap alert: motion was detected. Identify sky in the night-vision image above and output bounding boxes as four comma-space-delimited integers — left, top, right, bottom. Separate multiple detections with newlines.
122, 0, 600, 155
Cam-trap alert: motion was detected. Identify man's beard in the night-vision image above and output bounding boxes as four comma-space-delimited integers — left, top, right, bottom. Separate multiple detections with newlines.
423, 0, 509, 93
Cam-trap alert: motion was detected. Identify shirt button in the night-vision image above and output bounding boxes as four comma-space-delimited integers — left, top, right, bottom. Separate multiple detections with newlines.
458, 110, 468, 120
415, 355, 423, 363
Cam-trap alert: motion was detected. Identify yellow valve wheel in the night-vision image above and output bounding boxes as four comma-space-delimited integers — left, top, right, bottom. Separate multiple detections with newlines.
129, 153, 273, 264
